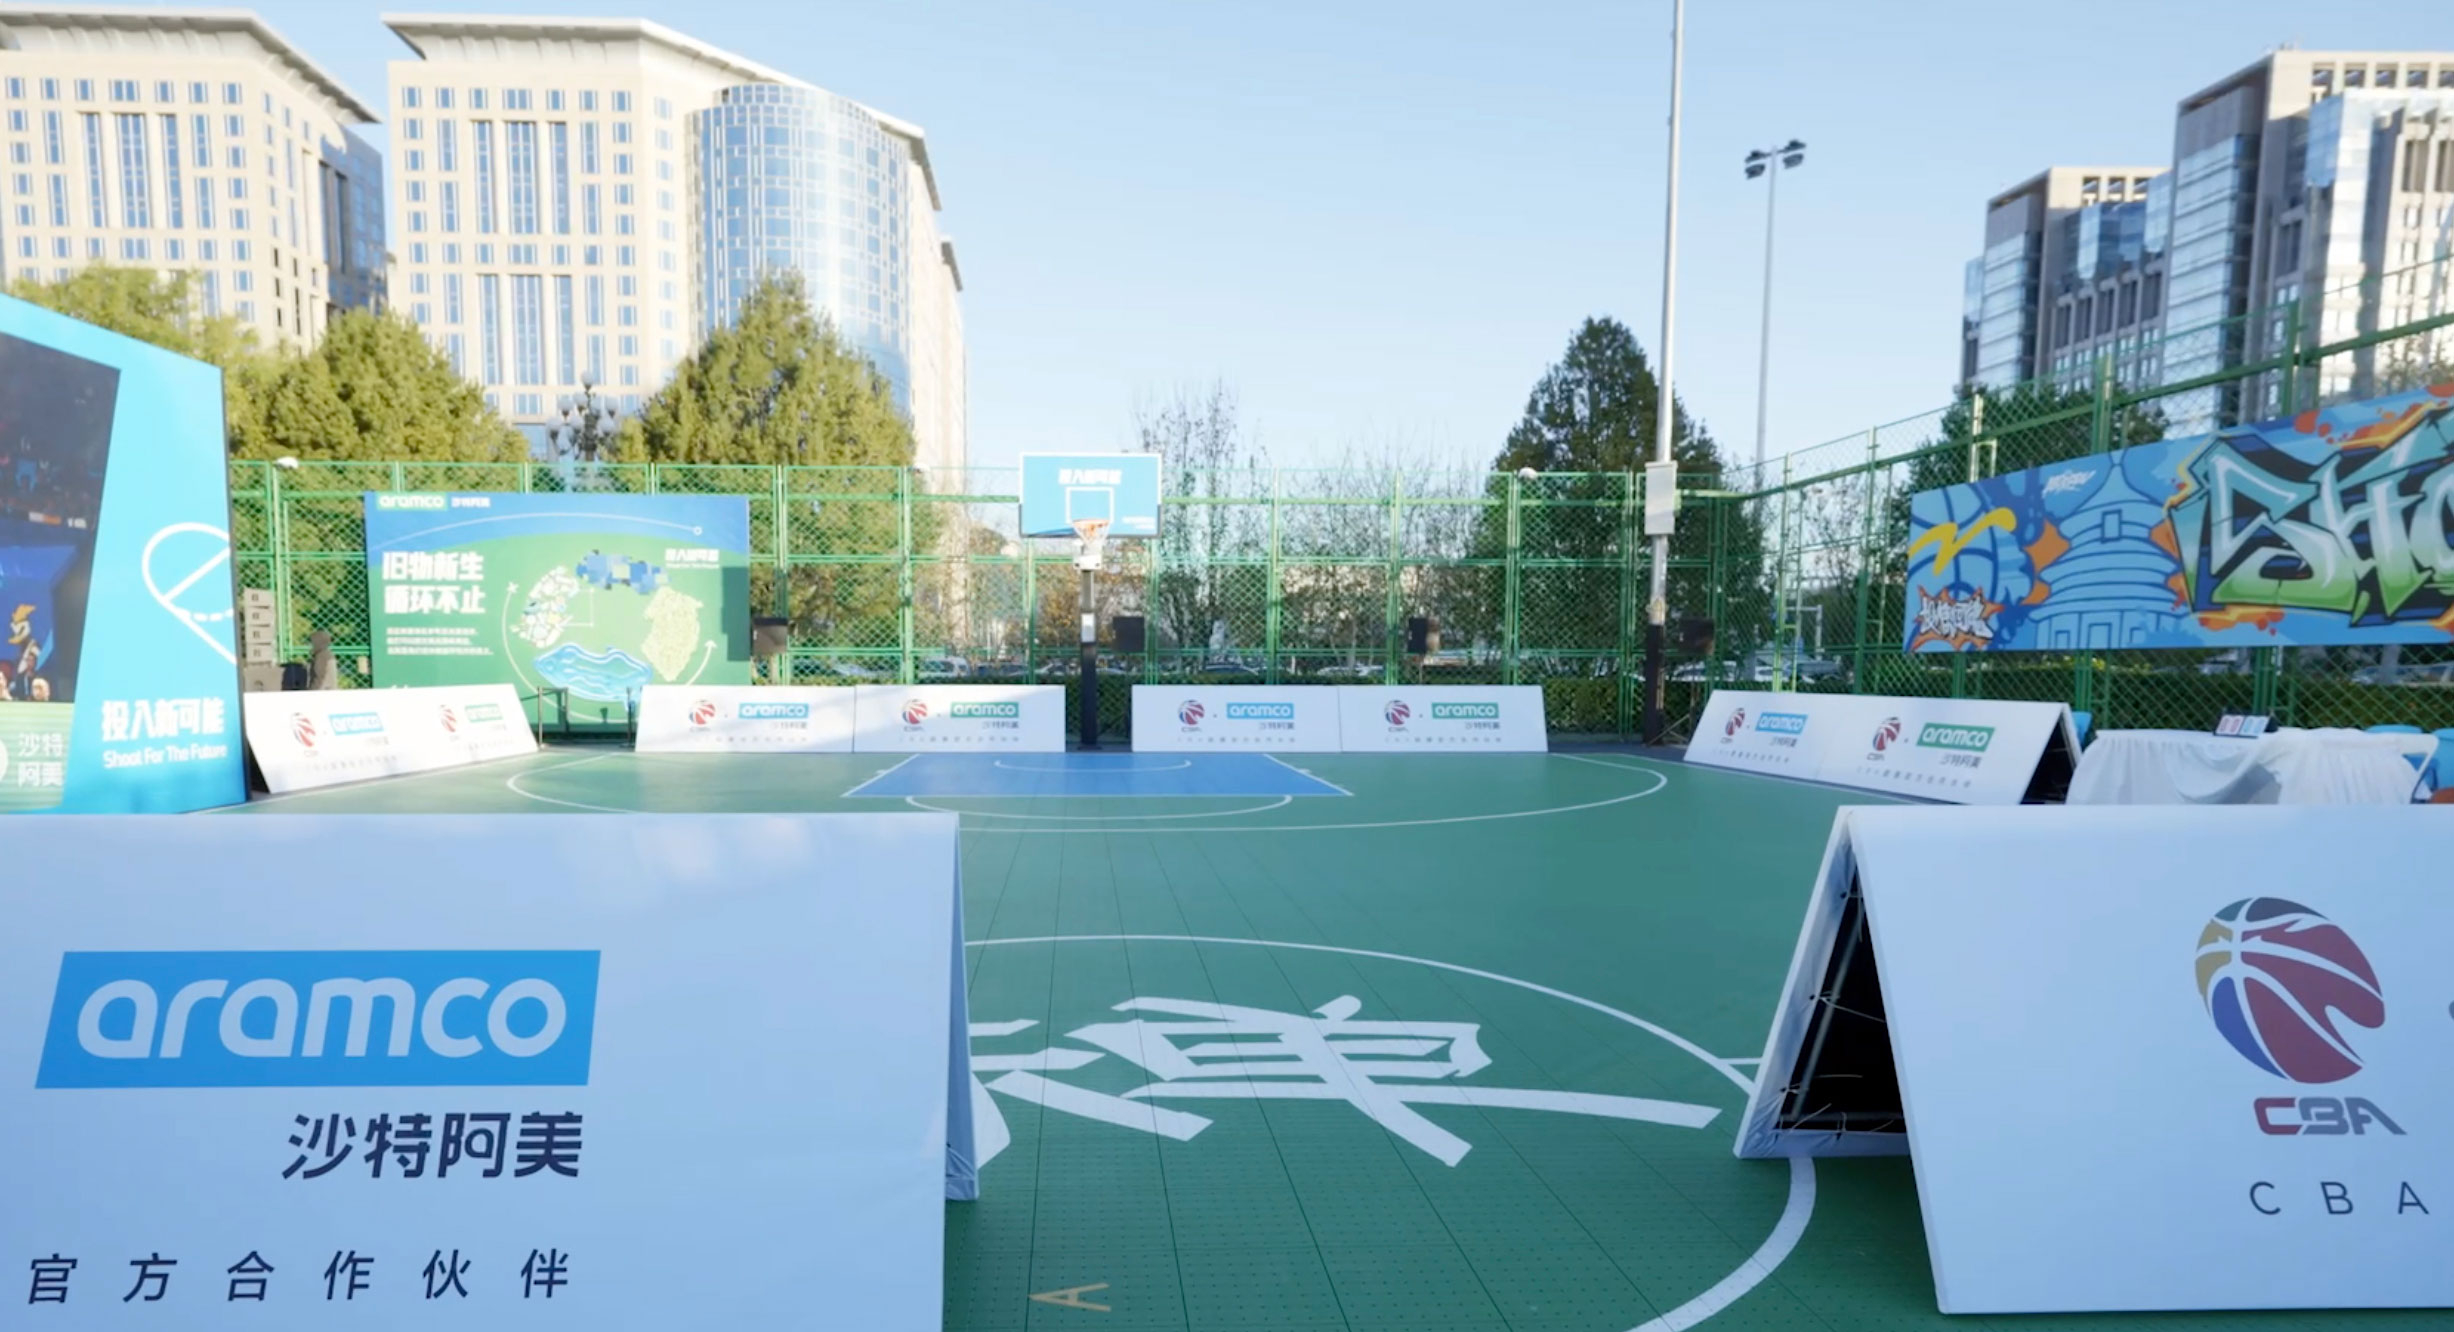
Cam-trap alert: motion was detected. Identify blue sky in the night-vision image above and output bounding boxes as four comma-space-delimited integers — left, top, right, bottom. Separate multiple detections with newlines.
249, 0, 2447, 472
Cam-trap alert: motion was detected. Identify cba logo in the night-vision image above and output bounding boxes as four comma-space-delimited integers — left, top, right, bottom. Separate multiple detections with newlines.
689, 700, 718, 727
1385, 701, 1411, 727
2196, 897, 2384, 1084
291, 714, 319, 750
439, 705, 460, 735
1871, 717, 1902, 752
1722, 708, 1746, 740
1179, 700, 1205, 727
902, 700, 929, 725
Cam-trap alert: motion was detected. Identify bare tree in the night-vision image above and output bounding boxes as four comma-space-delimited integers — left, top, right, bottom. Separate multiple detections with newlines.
1136, 382, 1268, 656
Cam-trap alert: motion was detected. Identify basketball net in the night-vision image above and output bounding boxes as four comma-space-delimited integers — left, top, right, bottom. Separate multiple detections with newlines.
1071, 517, 1111, 572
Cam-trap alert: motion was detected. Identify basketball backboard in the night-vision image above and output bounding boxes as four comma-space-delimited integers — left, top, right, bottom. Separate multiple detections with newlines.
1020, 453, 1161, 539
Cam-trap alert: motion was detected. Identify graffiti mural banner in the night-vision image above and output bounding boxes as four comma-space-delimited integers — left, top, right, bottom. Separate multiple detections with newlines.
1903, 383, 2454, 651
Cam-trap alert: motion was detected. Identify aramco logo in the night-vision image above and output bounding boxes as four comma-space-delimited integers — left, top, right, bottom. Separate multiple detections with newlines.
2195, 898, 2384, 1084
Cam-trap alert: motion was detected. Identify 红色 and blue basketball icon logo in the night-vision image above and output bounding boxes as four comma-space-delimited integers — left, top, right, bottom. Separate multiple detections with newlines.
439, 704, 460, 735
1722, 708, 1746, 740
688, 700, 718, 727
1385, 700, 1410, 727
1178, 700, 1205, 727
290, 714, 318, 750
1871, 716, 1902, 752
2195, 897, 2384, 1084
902, 699, 930, 725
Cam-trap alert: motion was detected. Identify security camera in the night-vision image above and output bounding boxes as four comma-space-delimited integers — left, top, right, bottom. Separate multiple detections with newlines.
1516, 467, 1538, 482
274, 456, 301, 470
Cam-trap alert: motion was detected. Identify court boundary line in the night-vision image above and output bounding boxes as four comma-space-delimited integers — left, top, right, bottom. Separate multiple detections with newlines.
495, 750, 1672, 831
837, 754, 920, 797
965, 934, 1814, 1332
211, 751, 555, 812
903, 794, 1295, 821
1265, 752, 1354, 796
991, 758, 1192, 773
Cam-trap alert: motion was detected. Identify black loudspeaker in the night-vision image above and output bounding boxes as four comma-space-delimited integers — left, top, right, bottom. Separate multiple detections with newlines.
1111, 615, 1147, 653
751, 617, 791, 657
1406, 616, 1439, 655
1680, 617, 1716, 656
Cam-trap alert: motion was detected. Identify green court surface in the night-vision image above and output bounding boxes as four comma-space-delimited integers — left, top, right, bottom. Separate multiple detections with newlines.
225, 751, 2438, 1332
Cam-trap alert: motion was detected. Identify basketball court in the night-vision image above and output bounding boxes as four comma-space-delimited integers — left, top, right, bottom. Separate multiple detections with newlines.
212, 748, 2434, 1332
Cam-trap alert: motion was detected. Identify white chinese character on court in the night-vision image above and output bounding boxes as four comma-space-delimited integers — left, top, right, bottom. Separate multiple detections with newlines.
968, 996, 1717, 1168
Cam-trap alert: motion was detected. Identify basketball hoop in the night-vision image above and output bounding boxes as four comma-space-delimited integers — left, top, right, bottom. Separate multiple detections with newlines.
1071, 517, 1111, 571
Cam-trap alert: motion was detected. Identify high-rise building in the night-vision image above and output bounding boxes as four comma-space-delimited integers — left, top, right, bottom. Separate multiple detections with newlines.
0, 4, 387, 347
383, 15, 966, 470
1962, 49, 2454, 432
1961, 166, 2167, 391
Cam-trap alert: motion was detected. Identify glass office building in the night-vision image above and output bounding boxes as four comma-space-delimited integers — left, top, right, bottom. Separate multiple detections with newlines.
696, 84, 914, 408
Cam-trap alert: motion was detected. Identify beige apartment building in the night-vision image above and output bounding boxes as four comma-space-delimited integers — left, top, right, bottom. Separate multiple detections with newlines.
0, 4, 387, 348
382, 14, 967, 470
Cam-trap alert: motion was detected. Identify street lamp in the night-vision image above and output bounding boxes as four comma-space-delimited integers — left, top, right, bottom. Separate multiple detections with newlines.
1743, 139, 1806, 477
547, 381, 619, 463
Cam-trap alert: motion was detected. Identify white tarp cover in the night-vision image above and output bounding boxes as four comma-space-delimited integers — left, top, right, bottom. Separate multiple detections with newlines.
2068, 728, 2428, 805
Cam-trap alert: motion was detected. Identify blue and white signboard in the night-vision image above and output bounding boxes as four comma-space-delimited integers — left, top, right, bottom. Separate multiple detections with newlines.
1743, 805, 2453, 1313
1019, 452, 1161, 538
1130, 685, 1343, 751
0, 294, 244, 814
634, 685, 858, 753
0, 813, 975, 1329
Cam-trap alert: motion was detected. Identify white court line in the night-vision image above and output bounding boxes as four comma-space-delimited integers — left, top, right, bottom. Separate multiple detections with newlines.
904, 795, 1294, 822
1263, 752, 1354, 796
836, 754, 920, 797
206, 751, 557, 812
964, 934, 1814, 1332
500, 752, 628, 811
960, 761, 1668, 834
991, 758, 1192, 773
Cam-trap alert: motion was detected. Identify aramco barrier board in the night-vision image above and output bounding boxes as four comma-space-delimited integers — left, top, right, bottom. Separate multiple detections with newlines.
1333, 686, 1547, 752
1684, 689, 2078, 804
1737, 805, 2450, 1313
1130, 686, 1344, 752
635, 685, 858, 753
242, 685, 538, 794
0, 293, 243, 813
0, 812, 974, 1329
850, 685, 1064, 752
362, 493, 751, 729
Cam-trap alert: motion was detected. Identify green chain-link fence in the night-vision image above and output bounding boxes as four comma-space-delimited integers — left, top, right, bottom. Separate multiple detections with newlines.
231, 254, 2454, 741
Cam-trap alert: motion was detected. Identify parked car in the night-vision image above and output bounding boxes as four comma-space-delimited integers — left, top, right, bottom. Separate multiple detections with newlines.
918, 656, 972, 678
2353, 661, 2454, 686
1312, 660, 1383, 680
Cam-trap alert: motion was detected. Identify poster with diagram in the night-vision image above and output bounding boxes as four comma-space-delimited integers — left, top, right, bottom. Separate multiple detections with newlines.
364, 493, 751, 725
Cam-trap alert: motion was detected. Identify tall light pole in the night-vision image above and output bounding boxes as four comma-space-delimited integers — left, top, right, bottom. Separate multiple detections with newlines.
1744, 140, 1806, 477
1642, 0, 1685, 746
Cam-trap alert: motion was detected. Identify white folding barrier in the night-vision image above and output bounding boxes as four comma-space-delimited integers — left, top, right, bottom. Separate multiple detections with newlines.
1684, 689, 2078, 804
635, 685, 857, 753
1333, 686, 1547, 752
242, 684, 537, 794
850, 685, 1065, 752
1737, 805, 2451, 1314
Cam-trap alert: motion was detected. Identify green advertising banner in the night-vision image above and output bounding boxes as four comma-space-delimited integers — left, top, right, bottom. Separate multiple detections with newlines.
364, 493, 752, 725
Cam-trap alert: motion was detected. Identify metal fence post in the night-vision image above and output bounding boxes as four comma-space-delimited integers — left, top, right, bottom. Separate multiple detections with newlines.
1619, 469, 1640, 737
1502, 472, 1523, 686
1850, 427, 1879, 693
1265, 470, 1283, 684
1383, 470, 1403, 685
897, 468, 915, 685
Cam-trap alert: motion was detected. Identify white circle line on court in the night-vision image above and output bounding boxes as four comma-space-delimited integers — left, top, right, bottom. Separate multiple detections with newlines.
498, 750, 1672, 833
959, 759, 1668, 833
500, 752, 628, 812
964, 934, 1813, 1332
990, 758, 1192, 772
904, 794, 1293, 821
